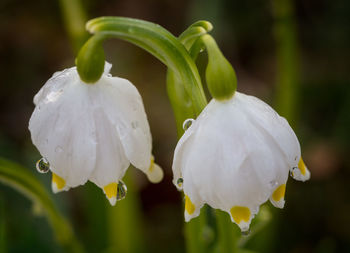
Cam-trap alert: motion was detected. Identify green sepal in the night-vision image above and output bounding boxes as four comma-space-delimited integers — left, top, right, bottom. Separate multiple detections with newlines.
76, 34, 106, 84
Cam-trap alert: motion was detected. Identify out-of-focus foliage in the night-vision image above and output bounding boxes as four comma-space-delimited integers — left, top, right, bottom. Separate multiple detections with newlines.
0, 0, 349, 252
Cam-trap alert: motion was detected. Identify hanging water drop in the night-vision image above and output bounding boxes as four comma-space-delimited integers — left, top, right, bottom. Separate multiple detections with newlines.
117, 180, 127, 201
36, 158, 50, 174
177, 178, 184, 189
182, 118, 194, 131
241, 229, 251, 236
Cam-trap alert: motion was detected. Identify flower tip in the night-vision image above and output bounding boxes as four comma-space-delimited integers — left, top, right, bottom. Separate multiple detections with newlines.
103, 183, 118, 206
146, 163, 164, 183
146, 158, 164, 183
229, 206, 253, 232
270, 184, 286, 209
107, 196, 117, 206
51, 173, 69, 193
291, 158, 311, 182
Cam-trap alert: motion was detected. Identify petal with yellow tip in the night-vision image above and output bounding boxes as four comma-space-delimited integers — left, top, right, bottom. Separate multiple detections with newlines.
291, 157, 310, 182
103, 182, 118, 206
270, 184, 286, 208
51, 173, 69, 193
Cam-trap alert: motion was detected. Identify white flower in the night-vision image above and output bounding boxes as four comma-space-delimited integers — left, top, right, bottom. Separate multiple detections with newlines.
29, 62, 163, 205
172, 92, 310, 232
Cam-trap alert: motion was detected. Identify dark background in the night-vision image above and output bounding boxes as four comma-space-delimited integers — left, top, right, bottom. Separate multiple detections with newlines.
0, 0, 349, 252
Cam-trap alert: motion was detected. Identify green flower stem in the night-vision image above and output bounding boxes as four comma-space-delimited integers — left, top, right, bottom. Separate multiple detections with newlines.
215, 210, 239, 253
272, 0, 299, 126
166, 21, 212, 136
0, 158, 83, 253
81, 16, 207, 116
167, 22, 221, 253
106, 172, 145, 253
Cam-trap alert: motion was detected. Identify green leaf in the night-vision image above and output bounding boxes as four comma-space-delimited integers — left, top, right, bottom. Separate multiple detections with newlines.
0, 157, 83, 253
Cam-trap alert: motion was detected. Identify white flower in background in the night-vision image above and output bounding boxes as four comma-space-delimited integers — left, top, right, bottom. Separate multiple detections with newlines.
172, 92, 310, 232
29, 62, 163, 205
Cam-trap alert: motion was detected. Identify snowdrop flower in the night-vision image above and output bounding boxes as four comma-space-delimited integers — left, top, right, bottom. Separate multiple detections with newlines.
172, 92, 310, 232
29, 62, 163, 205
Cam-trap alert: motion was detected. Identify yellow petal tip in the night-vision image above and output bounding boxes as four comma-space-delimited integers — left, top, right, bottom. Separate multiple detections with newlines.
185, 195, 195, 215
230, 206, 251, 224
51, 173, 66, 193
272, 184, 286, 202
103, 183, 118, 205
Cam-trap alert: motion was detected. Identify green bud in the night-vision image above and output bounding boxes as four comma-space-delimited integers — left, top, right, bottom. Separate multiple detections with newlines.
76, 35, 105, 84
201, 34, 237, 100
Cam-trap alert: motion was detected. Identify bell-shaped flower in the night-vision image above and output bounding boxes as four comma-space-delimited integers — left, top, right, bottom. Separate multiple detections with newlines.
172, 92, 310, 232
29, 62, 163, 205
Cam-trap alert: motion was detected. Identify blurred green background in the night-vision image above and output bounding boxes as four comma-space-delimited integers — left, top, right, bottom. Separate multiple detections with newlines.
0, 0, 349, 252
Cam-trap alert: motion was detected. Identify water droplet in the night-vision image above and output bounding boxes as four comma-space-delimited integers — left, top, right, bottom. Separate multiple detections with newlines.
55, 146, 63, 153
177, 178, 184, 189
182, 118, 194, 131
290, 167, 297, 177
107, 73, 112, 77
117, 181, 127, 201
131, 121, 139, 129
36, 158, 50, 174
269, 180, 278, 188
241, 229, 251, 236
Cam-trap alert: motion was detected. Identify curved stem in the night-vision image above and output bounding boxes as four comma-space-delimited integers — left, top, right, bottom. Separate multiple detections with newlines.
166, 21, 212, 136
85, 16, 207, 116
0, 158, 83, 253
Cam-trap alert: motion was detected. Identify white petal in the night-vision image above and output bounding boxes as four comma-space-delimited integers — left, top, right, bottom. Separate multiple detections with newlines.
236, 92, 301, 168
29, 70, 97, 187
88, 108, 130, 188
34, 67, 76, 106
172, 119, 196, 188
92, 76, 152, 172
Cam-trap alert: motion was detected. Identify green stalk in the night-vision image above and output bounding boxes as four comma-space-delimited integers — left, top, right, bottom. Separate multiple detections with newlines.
106, 172, 144, 253
215, 210, 239, 253
167, 22, 211, 136
84, 16, 208, 116
272, 0, 299, 126
0, 158, 83, 253
165, 23, 212, 253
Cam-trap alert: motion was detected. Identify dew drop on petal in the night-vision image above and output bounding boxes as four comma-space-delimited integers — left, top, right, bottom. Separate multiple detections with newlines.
182, 118, 194, 131
117, 180, 127, 201
36, 158, 50, 174
269, 180, 278, 188
241, 228, 251, 236
177, 178, 184, 189
290, 167, 297, 177
55, 146, 63, 153
131, 121, 139, 129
